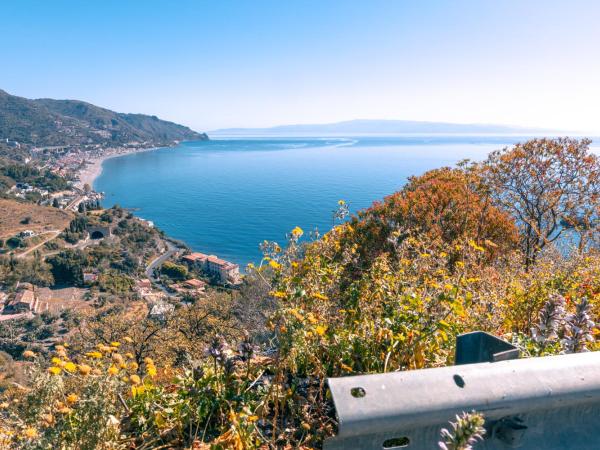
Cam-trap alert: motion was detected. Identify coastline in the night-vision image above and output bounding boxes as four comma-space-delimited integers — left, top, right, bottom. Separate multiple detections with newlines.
76, 146, 164, 190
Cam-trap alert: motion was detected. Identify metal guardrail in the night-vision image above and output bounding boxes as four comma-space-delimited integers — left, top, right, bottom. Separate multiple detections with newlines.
325, 333, 600, 450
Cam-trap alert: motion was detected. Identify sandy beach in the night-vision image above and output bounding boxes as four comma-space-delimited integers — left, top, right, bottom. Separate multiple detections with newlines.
75, 146, 162, 190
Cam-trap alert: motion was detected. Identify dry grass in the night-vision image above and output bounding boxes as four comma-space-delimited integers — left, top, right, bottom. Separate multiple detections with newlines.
0, 199, 72, 239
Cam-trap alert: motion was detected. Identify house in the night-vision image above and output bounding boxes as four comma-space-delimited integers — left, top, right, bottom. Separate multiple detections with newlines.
19, 230, 35, 238
9, 289, 37, 312
83, 271, 99, 283
183, 278, 206, 291
182, 252, 240, 284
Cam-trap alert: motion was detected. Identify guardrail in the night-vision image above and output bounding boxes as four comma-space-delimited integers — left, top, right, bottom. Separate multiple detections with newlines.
324, 332, 600, 450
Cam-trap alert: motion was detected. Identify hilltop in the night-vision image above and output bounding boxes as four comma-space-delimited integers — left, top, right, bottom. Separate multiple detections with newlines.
0, 89, 207, 147
211, 118, 554, 136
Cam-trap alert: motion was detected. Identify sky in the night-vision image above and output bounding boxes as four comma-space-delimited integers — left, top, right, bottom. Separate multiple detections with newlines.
1, 0, 600, 132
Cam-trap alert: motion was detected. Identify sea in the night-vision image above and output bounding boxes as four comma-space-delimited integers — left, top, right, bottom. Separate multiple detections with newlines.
94, 135, 573, 268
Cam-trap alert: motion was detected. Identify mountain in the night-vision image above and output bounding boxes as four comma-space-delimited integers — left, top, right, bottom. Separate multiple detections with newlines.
0, 89, 207, 147
210, 119, 553, 136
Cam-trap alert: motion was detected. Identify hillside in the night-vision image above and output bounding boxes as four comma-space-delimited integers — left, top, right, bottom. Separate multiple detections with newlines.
211, 118, 554, 136
0, 89, 207, 147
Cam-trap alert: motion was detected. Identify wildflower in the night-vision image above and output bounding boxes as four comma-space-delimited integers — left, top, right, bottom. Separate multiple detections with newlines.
291, 226, 304, 237
146, 365, 157, 378
129, 374, 141, 385
125, 352, 134, 359
531, 294, 566, 346
315, 325, 328, 336
143, 357, 154, 365
92, 368, 102, 376
51, 357, 65, 367
112, 353, 124, 364
77, 364, 92, 376
127, 361, 139, 371
270, 291, 287, 299
48, 366, 62, 375
86, 351, 103, 359
108, 365, 119, 376
22, 350, 35, 359
312, 292, 328, 301
268, 260, 281, 270
55, 345, 65, 352
23, 427, 38, 439
66, 393, 78, 405
562, 297, 595, 353
123, 336, 133, 344
110, 341, 121, 348
338, 199, 345, 205
64, 361, 77, 373
439, 411, 486, 450
238, 332, 255, 362
205, 335, 228, 363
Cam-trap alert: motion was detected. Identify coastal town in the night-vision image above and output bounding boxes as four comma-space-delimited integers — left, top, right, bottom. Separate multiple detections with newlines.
0, 135, 242, 351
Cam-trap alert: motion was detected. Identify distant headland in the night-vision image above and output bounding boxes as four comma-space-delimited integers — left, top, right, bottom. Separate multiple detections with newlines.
210, 118, 558, 136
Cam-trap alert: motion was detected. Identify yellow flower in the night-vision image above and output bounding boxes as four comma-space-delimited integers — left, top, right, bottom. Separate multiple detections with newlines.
143, 357, 154, 365
23, 427, 38, 439
66, 394, 78, 405
22, 350, 36, 359
312, 292, 328, 301
129, 374, 141, 385
338, 199, 346, 205
108, 365, 119, 376
125, 352, 134, 359
291, 226, 304, 237
123, 336, 133, 344
112, 353, 124, 364
269, 291, 287, 299
315, 325, 328, 336
55, 345, 65, 352
48, 366, 62, 375
128, 362, 139, 372
51, 357, 65, 367
110, 341, 121, 348
86, 351, 102, 359
268, 260, 281, 270
146, 365, 157, 378
77, 364, 91, 376
64, 362, 77, 373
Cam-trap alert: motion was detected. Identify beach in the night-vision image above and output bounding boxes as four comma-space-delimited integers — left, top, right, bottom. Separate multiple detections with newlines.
76, 146, 162, 190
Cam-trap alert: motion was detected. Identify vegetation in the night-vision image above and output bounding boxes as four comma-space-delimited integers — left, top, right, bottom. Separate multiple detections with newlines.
0, 138, 599, 449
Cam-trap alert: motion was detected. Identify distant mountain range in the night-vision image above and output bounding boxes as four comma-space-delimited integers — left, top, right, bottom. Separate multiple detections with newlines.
0, 89, 207, 147
211, 119, 554, 136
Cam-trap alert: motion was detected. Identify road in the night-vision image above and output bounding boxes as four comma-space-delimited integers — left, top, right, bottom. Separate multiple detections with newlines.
145, 240, 182, 295
16, 230, 61, 258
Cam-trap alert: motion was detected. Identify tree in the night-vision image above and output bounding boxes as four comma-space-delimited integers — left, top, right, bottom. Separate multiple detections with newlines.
348, 167, 520, 266
482, 138, 600, 268
52, 198, 60, 208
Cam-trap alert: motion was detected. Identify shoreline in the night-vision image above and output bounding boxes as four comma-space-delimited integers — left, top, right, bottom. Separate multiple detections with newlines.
75, 145, 164, 190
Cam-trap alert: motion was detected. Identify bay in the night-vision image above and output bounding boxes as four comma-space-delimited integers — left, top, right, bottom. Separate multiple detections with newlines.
95, 136, 533, 268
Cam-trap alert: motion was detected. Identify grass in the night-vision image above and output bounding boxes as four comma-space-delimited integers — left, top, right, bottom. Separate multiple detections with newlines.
0, 199, 72, 240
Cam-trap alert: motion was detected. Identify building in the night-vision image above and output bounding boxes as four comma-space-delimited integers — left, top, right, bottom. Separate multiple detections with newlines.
83, 271, 99, 284
183, 278, 206, 291
182, 252, 240, 284
9, 289, 37, 312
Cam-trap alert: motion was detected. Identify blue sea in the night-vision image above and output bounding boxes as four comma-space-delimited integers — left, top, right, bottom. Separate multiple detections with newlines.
94, 136, 537, 268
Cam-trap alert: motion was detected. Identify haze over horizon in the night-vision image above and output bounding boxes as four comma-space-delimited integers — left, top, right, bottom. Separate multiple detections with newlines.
1, 0, 599, 133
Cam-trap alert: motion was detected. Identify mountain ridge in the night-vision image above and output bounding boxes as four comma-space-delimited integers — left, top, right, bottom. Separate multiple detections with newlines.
0, 89, 207, 147
210, 119, 556, 136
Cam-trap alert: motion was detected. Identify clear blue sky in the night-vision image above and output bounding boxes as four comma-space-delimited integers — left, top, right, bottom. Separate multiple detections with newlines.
1, 0, 599, 132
